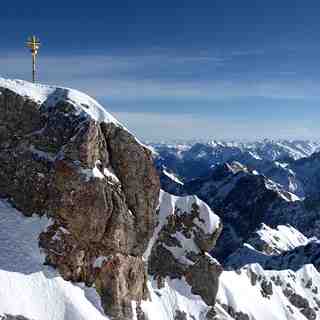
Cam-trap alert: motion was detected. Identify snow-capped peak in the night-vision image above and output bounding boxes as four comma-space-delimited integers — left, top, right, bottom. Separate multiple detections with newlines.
0, 77, 120, 125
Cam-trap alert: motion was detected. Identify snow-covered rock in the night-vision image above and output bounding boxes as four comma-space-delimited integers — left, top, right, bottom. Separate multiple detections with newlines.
248, 224, 310, 255
217, 264, 320, 320
218, 223, 320, 319
0, 78, 120, 125
0, 78, 226, 320
145, 190, 223, 319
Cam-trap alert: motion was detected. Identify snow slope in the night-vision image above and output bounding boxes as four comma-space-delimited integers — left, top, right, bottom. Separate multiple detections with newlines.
217, 263, 320, 320
225, 224, 314, 268
254, 224, 310, 254
0, 199, 108, 320
219, 223, 320, 319
142, 278, 211, 320
163, 169, 184, 185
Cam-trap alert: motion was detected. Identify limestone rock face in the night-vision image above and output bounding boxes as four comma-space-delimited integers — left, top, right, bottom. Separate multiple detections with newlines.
96, 253, 148, 320
0, 82, 160, 320
101, 122, 160, 255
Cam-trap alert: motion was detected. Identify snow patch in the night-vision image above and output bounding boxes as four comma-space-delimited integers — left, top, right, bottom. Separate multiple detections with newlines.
163, 170, 184, 185
142, 277, 210, 320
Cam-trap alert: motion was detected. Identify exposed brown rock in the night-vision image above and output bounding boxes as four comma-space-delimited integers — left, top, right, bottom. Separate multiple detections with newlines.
101, 122, 160, 255
185, 254, 223, 306
95, 253, 148, 320
0, 84, 224, 320
0, 86, 160, 320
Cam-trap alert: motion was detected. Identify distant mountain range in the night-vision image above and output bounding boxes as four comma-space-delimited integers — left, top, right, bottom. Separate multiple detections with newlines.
150, 139, 320, 319
152, 139, 320, 197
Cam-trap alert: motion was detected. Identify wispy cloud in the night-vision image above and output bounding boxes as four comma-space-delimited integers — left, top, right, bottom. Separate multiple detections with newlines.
1, 51, 319, 140
0, 52, 225, 77
1, 51, 319, 102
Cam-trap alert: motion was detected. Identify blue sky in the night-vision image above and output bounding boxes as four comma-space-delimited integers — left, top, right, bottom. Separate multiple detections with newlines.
1, 1, 320, 140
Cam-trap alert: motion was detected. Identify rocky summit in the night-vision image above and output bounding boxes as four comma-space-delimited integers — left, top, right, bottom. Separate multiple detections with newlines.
0, 78, 161, 319
0, 78, 224, 320
3, 78, 320, 320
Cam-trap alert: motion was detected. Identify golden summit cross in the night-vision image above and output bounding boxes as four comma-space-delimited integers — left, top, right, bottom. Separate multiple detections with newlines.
26, 35, 41, 83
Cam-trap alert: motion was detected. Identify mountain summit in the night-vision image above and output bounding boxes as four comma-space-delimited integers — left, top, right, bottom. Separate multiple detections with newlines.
0, 78, 223, 320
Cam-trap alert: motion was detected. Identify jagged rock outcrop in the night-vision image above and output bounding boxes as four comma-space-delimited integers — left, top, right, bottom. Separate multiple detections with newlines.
147, 191, 223, 317
0, 79, 160, 320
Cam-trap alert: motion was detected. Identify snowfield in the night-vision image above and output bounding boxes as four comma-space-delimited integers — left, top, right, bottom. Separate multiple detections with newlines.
0, 199, 108, 320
